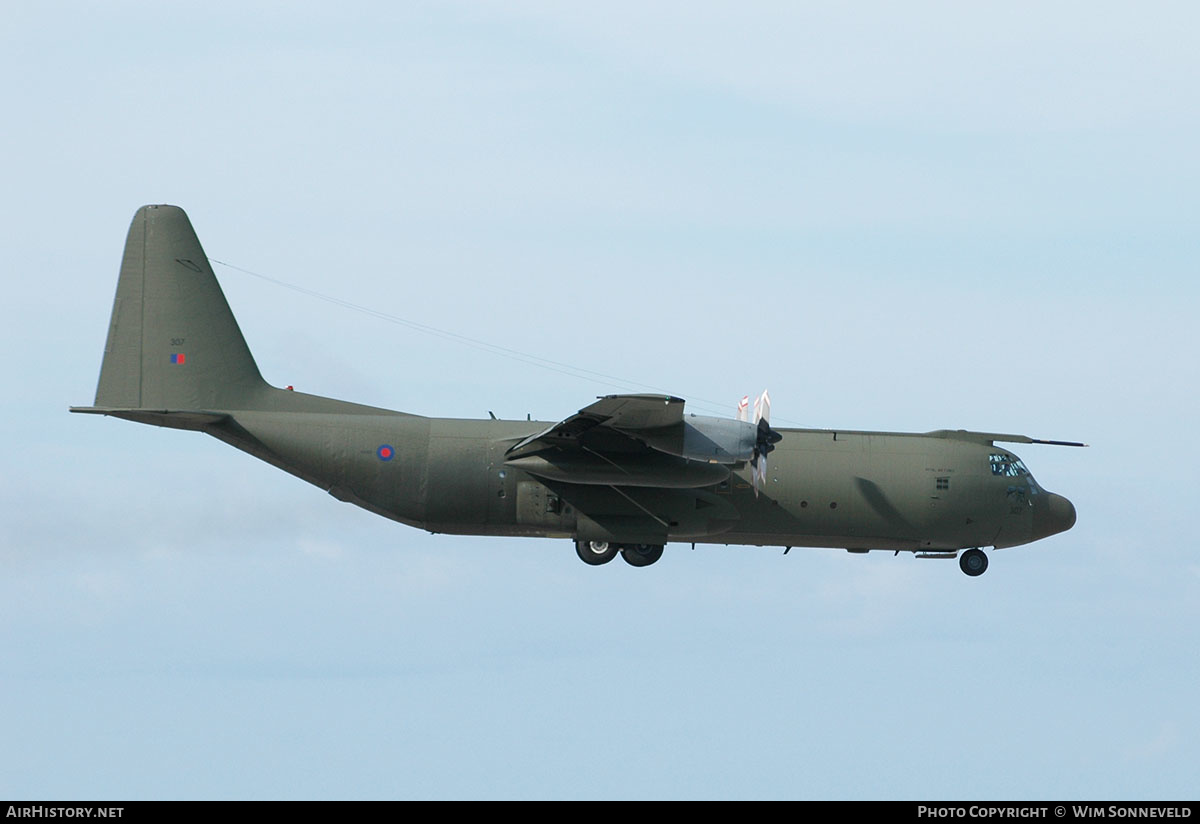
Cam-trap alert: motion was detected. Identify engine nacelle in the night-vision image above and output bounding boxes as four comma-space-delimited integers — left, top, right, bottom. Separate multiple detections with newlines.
635, 414, 758, 464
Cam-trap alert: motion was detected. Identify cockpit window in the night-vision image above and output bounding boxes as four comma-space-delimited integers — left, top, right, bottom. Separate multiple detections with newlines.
989, 453, 1029, 477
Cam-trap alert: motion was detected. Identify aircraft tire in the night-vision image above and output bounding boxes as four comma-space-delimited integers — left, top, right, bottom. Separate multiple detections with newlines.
620, 543, 664, 567
576, 540, 618, 566
959, 548, 988, 577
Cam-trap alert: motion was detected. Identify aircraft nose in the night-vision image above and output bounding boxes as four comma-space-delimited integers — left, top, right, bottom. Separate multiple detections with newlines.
1033, 492, 1076, 540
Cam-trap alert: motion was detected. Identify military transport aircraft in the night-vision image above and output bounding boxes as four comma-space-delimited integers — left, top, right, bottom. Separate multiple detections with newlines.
71, 206, 1082, 576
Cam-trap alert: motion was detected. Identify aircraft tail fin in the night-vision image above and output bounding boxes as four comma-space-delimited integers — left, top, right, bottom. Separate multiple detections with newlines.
92, 205, 268, 411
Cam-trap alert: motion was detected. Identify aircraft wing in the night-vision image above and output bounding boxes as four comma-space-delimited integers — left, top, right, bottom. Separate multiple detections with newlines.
505, 394, 685, 459
503, 392, 782, 493
928, 430, 1088, 448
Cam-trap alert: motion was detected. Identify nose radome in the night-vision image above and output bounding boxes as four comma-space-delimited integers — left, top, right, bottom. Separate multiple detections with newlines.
1033, 492, 1077, 540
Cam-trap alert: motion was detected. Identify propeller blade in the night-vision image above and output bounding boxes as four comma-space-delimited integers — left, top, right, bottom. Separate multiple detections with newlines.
753, 389, 770, 426
748, 390, 781, 497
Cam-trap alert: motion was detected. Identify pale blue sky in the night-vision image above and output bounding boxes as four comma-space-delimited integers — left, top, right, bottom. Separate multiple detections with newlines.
2, 1, 1197, 799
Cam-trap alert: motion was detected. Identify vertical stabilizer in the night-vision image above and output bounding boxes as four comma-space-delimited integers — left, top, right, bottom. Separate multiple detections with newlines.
94, 205, 267, 410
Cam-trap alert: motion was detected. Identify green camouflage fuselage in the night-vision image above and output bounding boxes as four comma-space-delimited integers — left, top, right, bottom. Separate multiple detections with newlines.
74, 206, 1077, 570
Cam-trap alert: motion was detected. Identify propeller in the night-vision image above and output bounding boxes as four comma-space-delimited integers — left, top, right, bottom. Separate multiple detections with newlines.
743, 390, 783, 496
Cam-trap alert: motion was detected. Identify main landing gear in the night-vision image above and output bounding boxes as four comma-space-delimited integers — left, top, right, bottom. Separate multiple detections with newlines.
959, 548, 989, 577
575, 540, 665, 568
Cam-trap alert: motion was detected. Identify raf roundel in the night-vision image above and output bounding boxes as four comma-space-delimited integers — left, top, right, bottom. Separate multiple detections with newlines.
376, 444, 395, 462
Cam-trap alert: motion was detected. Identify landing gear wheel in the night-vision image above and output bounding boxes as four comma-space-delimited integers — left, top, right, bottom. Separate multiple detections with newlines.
960, 548, 988, 577
576, 540, 617, 566
620, 543, 664, 567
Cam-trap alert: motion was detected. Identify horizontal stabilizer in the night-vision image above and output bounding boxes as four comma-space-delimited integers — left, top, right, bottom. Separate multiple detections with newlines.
69, 406, 230, 431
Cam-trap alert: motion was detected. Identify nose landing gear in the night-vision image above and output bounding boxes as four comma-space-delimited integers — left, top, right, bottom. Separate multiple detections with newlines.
959, 548, 988, 577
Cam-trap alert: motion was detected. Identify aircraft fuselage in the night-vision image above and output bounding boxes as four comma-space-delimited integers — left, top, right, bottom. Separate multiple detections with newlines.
184, 398, 1075, 555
